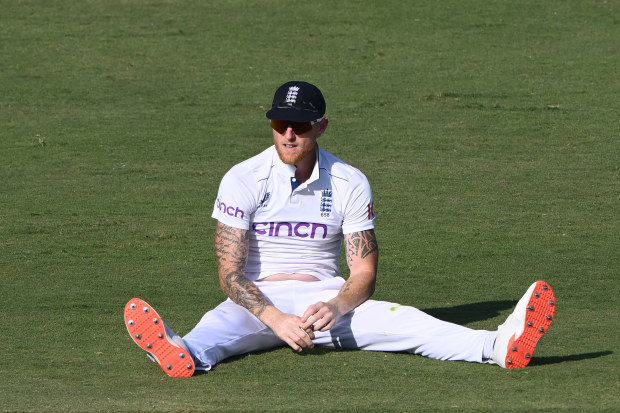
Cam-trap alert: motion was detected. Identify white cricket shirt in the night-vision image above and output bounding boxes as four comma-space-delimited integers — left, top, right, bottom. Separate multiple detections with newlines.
212, 145, 375, 281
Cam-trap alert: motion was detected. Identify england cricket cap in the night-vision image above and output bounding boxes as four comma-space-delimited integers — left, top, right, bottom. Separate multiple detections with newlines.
266, 81, 326, 122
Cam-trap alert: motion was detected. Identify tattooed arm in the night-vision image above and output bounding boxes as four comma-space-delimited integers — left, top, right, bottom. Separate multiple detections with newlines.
214, 221, 269, 317
215, 221, 315, 351
301, 229, 378, 332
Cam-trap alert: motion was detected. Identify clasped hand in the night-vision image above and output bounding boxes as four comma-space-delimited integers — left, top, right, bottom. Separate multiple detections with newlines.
269, 301, 341, 352
301, 301, 340, 332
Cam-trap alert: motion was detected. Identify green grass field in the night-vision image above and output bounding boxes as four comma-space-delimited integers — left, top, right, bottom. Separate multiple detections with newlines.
1, 0, 618, 411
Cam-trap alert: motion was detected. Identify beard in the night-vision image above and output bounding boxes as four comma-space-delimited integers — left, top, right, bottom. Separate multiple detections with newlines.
274, 142, 316, 166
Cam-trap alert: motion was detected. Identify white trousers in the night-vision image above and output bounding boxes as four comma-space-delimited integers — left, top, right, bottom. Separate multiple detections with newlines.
183, 277, 495, 371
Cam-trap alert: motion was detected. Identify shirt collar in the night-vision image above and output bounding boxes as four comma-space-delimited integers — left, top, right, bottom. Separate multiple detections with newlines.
272, 146, 321, 191
303, 147, 321, 187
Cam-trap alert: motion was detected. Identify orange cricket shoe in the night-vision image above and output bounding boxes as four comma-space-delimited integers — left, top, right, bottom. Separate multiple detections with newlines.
492, 281, 556, 368
124, 298, 195, 377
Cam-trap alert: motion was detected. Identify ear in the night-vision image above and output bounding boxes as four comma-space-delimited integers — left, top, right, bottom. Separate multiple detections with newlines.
316, 117, 329, 138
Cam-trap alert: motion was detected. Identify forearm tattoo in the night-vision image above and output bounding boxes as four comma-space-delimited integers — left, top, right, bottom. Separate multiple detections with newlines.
344, 229, 378, 267
214, 223, 269, 318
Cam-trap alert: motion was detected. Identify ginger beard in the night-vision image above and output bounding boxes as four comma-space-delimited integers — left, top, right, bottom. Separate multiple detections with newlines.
273, 132, 317, 166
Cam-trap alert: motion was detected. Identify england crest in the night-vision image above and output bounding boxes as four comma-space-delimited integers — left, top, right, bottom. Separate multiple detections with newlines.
320, 189, 332, 217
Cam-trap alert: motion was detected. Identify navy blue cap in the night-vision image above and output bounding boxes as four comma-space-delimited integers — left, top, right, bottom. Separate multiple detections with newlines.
266, 81, 326, 122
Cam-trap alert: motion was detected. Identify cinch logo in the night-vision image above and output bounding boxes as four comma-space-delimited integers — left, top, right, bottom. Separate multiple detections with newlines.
253, 222, 328, 239
216, 198, 245, 219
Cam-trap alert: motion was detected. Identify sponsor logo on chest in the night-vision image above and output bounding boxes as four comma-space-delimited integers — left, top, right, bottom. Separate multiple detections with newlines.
252, 221, 328, 239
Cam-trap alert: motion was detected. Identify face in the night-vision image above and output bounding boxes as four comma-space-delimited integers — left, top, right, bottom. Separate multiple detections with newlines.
271, 119, 327, 166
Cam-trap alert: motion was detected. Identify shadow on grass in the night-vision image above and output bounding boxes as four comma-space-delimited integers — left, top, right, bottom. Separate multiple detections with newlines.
211, 348, 615, 372
421, 300, 516, 325
213, 344, 340, 368
530, 351, 614, 366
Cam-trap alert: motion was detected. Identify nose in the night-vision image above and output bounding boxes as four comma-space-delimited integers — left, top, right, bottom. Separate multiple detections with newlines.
284, 126, 296, 140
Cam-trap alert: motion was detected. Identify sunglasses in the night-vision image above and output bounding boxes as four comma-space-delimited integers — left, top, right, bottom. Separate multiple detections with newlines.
270, 117, 324, 135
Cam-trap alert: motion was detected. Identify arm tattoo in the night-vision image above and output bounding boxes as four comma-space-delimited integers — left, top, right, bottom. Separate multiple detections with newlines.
345, 229, 378, 268
340, 278, 353, 294
214, 223, 270, 318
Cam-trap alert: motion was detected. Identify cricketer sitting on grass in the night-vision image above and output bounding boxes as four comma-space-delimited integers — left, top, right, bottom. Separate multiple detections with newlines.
124, 81, 556, 377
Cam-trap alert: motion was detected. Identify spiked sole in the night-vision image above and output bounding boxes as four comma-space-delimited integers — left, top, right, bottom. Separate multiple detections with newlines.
124, 298, 195, 377
503, 281, 555, 368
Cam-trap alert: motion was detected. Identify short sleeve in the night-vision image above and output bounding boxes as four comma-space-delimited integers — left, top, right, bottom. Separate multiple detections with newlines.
341, 172, 375, 234
211, 166, 258, 230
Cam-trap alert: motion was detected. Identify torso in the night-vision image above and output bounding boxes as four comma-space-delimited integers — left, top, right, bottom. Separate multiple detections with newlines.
212, 146, 375, 282
261, 273, 320, 281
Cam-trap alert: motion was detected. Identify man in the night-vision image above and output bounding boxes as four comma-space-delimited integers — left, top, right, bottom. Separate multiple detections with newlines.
124, 81, 556, 377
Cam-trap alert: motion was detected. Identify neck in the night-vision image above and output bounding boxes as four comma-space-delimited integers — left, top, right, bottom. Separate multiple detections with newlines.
294, 148, 317, 184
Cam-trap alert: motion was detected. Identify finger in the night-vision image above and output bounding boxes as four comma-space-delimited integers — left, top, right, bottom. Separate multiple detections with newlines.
309, 308, 332, 330
286, 338, 302, 352
300, 304, 319, 323
313, 319, 328, 332
302, 304, 328, 329
298, 328, 315, 349
301, 313, 318, 330
304, 328, 315, 340
318, 321, 334, 332
316, 317, 337, 332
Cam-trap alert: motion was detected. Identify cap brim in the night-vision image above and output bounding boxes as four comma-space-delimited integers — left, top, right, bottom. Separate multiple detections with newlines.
266, 108, 321, 122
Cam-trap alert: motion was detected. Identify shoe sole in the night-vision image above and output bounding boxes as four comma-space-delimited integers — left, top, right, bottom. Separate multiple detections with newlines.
124, 298, 195, 377
504, 281, 555, 368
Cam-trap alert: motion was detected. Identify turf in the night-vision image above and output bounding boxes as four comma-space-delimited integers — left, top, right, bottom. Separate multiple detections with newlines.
1, 0, 618, 411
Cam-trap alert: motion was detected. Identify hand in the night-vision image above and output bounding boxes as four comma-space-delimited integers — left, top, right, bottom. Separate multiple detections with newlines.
267, 311, 316, 352
301, 301, 341, 332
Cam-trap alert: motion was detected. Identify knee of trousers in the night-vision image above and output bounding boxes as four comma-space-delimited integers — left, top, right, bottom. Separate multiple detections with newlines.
183, 301, 281, 368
